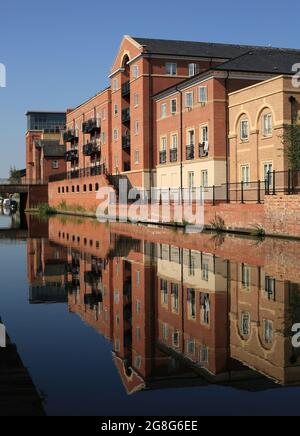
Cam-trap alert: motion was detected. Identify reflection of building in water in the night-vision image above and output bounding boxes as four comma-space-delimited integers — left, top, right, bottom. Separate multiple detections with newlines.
29, 217, 300, 392
27, 239, 68, 304
230, 261, 300, 385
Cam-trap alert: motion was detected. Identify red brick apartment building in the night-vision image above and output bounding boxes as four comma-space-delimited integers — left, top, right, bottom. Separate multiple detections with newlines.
47, 36, 300, 210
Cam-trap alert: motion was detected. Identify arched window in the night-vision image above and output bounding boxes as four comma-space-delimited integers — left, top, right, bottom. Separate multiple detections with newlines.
262, 112, 273, 137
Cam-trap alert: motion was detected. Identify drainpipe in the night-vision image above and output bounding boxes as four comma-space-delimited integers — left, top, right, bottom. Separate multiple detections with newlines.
289, 96, 296, 125
149, 54, 153, 195
176, 85, 184, 200
225, 72, 230, 201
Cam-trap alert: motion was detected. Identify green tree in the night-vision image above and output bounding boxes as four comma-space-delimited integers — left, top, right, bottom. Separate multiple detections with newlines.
8, 166, 21, 184
282, 124, 300, 171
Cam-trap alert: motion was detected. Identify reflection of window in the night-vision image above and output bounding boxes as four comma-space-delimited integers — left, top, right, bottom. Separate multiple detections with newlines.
161, 279, 168, 306
171, 283, 179, 313
135, 355, 142, 369
163, 323, 169, 341
52, 160, 59, 169
114, 290, 120, 304
200, 293, 210, 325
187, 289, 196, 320
188, 252, 195, 276
187, 338, 196, 356
136, 300, 141, 314
265, 276, 276, 300
173, 330, 180, 348
115, 338, 120, 352
241, 312, 250, 336
242, 264, 251, 290
202, 262, 209, 281
136, 326, 141, 341
263, 320, 273, 344
200, 345, 209, 364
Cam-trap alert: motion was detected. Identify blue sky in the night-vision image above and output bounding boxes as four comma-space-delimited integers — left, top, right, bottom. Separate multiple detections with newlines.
0, 0, 299, 177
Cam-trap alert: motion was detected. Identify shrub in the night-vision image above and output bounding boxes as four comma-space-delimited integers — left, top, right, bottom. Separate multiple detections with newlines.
37, 203, 57, 216
251, 225, 266, 238
210, 215, 225, 233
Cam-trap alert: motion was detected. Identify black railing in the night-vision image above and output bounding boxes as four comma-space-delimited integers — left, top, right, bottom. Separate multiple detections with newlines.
124, 162, 131, 172
122, 81, 130, 97
65, 149, 79, 162
160, 151, 167, 164
170, 149, 178, 162
264, 170, 300, 195
199, 142, 209, 158
49, 164, 107, 182
122, 136, 131, 150
63, 129, 78, 143
122, 108, 130, 123
83, 140, 100, 156
186, 144, 195, 160
82, 118, 100, 134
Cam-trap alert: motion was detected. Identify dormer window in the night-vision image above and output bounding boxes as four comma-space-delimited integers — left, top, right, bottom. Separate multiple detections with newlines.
189, 63, 198, 77
166, 63, 177, 76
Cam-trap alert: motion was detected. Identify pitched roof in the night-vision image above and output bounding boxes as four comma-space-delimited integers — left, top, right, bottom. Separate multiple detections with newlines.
132, 37, 252, 59
215, 48, 300, 75
132, 37, 300, 61
35, 140, 66, 157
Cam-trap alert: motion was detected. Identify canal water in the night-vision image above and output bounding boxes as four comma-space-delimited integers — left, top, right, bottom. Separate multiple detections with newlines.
1, 212, 300, 416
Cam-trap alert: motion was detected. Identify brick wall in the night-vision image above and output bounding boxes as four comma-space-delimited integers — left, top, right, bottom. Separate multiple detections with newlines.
265, 194, 300, 238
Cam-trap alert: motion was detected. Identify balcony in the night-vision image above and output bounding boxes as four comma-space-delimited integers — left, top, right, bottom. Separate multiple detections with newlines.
82, 118, 101, 134
159, 150, 167, 164
122, 108, 130, 123
63, 129, 78, 143
124, 162, 131, 172
170, 149, 178, 162
199, 142, 209, 158
65, 149, 79, 162
186, 144, 195, 160
49, 164, 106, 182
122, 81, 130, 97
122, 135, 131, 150
83, 139, 100, 156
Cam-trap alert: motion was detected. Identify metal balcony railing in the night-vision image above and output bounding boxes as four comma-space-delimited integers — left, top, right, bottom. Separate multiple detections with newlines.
83, 139, 100, 156
122, 108, 130, 123
160, 151, 167, 164
82, 118, 101, 134
122, 136, 131, 150
63, 129, 78, 143
199, 142, 209, 158
186, 144, 195, 160
65, 149, 79, 162
49, 164, 107, 182
122, 81, 130, 97
170, 149, 178, 162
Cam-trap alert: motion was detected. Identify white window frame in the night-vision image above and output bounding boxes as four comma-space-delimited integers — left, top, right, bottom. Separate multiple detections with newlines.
185, 92, 194, 109
240, 119, 249, 141
188, 63, 198, 77
134, 93, 139, 107
113, 78, 118, 92
263, 113, 273, 137
113, 128, 119, 141
241, 164, 250, 188
166, 62, 177, 76
135, 148, 139, 164
199, 86, 208, 103
170, 99, 177, 114
132, 64, 139, 79
160, 136, 167, 151
161, 103, 167, 118
200, 125, 209, 143
52, 160, 59, 170
134, 120, 139, 135
114, 104, 118, 116
171, 133, 178, 150
201, 170, 208, 188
